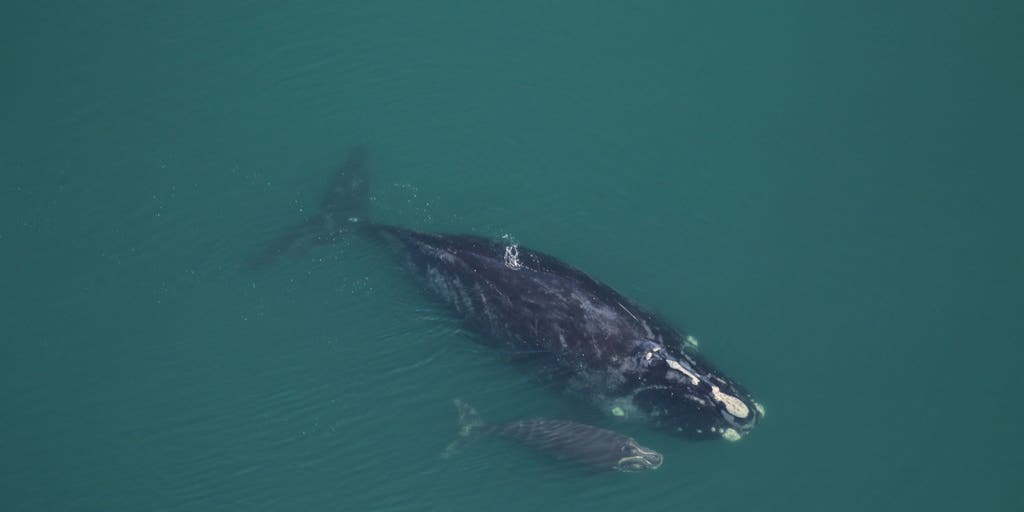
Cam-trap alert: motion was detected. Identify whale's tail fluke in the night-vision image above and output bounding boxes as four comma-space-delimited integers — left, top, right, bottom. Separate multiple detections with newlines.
455, 399, 485, 436
249, 146, 370, 268
443, 399, 486, 458
318, 145, 370, 225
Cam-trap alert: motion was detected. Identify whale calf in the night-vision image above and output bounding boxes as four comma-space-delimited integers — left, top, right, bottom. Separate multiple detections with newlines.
255, 146, 764, 441
447, 399, 662, 472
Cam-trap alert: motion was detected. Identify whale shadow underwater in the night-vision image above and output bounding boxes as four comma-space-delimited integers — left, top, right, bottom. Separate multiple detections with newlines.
253, 146, 764, 441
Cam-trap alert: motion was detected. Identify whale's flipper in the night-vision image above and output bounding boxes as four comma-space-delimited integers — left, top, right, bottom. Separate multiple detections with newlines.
250, 146, 370, 268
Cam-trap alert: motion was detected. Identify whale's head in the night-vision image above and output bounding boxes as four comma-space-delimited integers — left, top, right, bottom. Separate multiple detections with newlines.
614, 438, 664, 472
627, 340, 763, 441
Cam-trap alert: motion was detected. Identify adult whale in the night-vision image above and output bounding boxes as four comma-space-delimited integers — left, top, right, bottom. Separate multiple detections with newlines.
254, 147, 764, 441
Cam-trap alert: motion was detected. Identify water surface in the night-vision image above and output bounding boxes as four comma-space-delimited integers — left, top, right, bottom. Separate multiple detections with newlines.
3, 2, 1022, 510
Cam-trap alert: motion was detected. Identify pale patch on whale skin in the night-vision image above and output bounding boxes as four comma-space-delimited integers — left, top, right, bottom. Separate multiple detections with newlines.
711, 385, 750, 419
417, 240, 457, 263
721, 428, 742, 441
665, 358, 700, 386
607, 396, 647, 421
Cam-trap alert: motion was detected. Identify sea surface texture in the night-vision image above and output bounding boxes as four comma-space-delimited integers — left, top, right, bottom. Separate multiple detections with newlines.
3, 2, 1021, 511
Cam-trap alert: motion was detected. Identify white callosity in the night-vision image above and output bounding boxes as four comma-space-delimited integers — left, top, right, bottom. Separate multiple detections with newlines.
638, 342, 756, 440
665, 359, 700, 386
721, 428, 742, 442
710, 385, 750, 419
657, 350, 750, 420
755, 402, 766, 418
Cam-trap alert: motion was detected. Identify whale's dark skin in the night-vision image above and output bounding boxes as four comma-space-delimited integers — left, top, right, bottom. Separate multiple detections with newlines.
256, 147, 764, 440
450, 400, 662, 472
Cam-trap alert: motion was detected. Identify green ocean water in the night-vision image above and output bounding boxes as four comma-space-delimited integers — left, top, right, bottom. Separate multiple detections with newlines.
3, 1, 1022, 510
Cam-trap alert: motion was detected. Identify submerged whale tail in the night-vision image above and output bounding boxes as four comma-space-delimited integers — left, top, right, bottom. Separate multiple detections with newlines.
455, 399, 485, 436
250, 146, 370, 268
317, 145, 370, 224
443, 399, 486, 458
